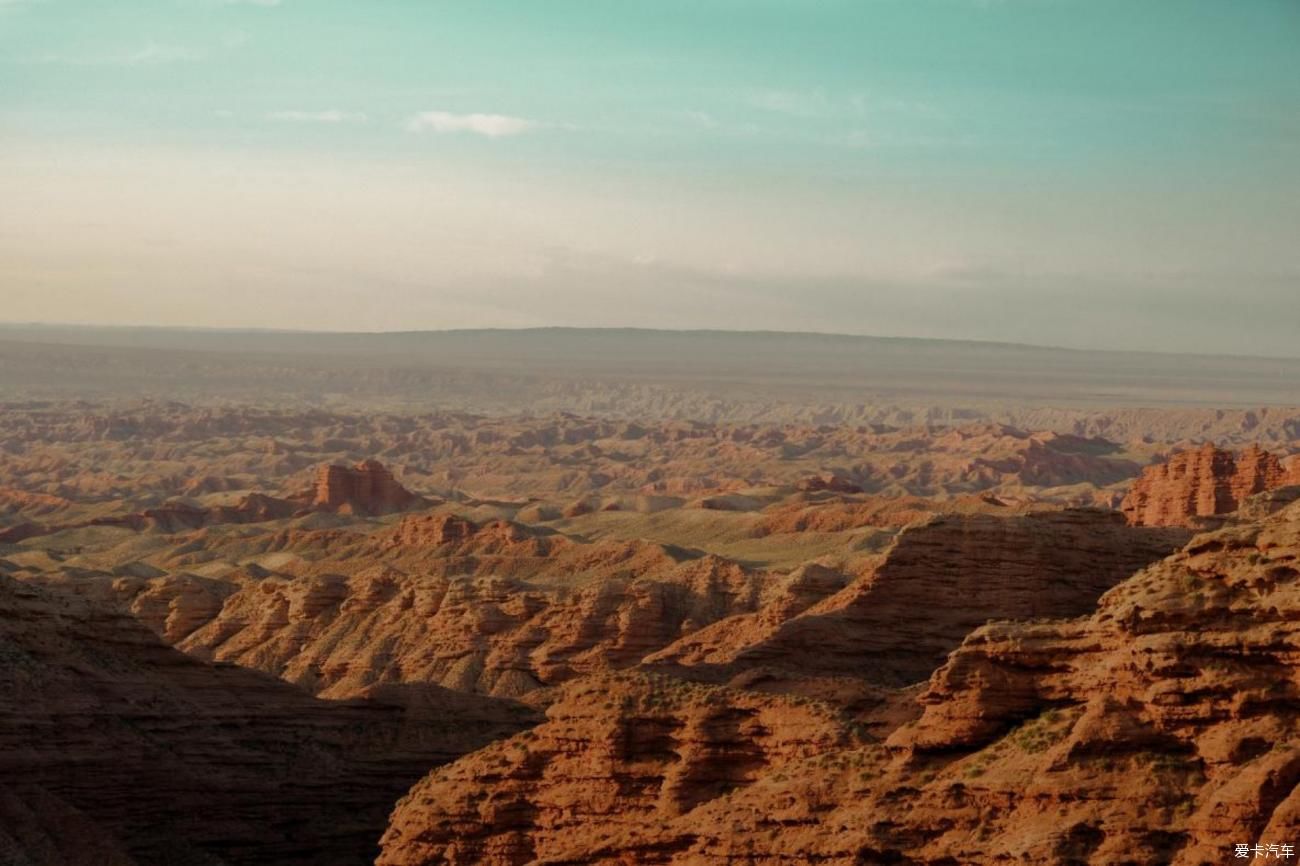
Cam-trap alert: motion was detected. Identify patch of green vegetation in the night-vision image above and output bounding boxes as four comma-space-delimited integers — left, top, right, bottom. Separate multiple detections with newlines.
1008, 706, 1074, 754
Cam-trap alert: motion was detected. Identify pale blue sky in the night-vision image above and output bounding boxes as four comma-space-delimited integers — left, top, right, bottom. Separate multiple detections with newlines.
2, 1, 1298, 354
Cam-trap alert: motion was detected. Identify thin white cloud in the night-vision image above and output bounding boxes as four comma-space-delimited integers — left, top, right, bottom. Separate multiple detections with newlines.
267, 110, 368, 124
682, 110, 759, 136
744, 88, 940, 121
28, 42, 204, 66
685, 110, 721, 129
405, 111, 537, 138
746, 89, 842, 118
130, 43, 204, 65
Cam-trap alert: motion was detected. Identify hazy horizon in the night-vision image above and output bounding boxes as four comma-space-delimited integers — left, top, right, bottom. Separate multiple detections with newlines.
3, 1, 1298, 355
5, 319, 1300, 363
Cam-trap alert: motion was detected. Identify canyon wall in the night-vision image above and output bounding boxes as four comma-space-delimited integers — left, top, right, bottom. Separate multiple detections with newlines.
1122, 444, 1300, 527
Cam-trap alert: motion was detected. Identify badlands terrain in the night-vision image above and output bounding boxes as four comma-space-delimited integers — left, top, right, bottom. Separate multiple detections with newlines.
2, 329, 1300, 865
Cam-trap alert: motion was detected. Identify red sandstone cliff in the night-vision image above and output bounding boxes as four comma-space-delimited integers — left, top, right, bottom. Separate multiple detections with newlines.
648, 509, 1189, 686
884, 499, 1300, 863
377, 672, 852, 866
312, 459, 421, 515
377, 503, 1300, 866
1122, 443, 1300, 527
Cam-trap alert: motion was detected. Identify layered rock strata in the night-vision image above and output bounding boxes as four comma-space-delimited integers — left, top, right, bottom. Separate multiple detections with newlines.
377, 672, 852, 866
649, 509, 1190, 686
312, 458, 422, 515
1122, 443, 1300, 527
378, 504, 1300, 866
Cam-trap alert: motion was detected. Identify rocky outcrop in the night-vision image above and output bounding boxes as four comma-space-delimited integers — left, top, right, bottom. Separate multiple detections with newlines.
377, 505, 1300, 866
881, 501, 1300, 864
169, 551, 769, 699
377, 672, 851, 866
1122, 443, 1300, 527
0, 574, 537, 866
380, 514, 559, 560
312, 459, 421, 515
386, 512, 478, 546
797, 473, 863, 494
649, 509, 1190, 686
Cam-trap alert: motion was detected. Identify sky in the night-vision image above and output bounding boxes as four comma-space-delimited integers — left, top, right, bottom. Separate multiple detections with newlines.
2, 0, 1298, 355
